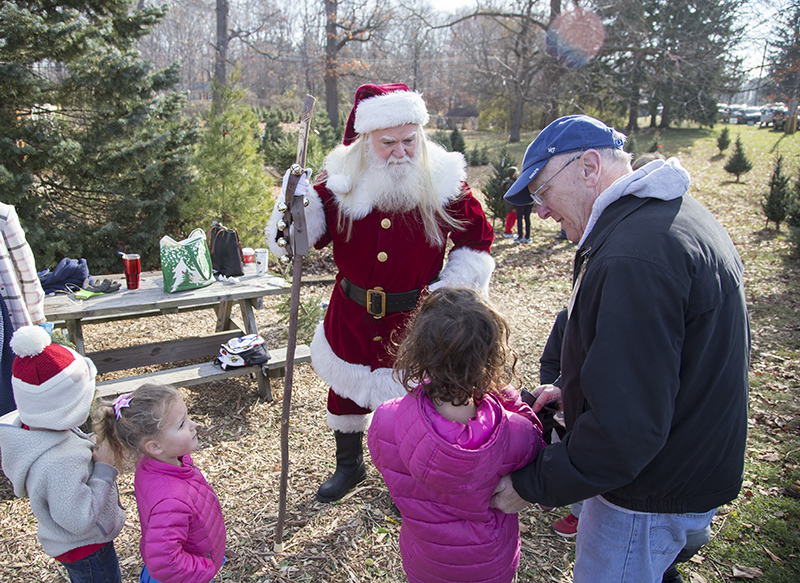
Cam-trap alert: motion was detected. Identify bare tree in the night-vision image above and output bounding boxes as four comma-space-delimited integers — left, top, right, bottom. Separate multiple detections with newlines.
323, 0, 392, 128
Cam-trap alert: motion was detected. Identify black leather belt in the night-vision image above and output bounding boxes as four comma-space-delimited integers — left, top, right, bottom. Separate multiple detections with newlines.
340, 278, 420, 318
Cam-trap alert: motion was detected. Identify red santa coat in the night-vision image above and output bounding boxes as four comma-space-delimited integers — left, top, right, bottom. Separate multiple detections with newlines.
267, 142, 494, 432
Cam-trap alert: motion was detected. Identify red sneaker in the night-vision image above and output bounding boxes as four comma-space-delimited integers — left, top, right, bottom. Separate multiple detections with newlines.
550, 512, 579, 538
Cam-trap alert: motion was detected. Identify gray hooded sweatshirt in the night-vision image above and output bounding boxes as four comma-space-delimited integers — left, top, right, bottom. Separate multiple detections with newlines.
0, 410, 126, 557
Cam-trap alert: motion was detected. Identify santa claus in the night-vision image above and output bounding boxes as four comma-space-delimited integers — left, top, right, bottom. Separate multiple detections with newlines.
266, 83, 495, 502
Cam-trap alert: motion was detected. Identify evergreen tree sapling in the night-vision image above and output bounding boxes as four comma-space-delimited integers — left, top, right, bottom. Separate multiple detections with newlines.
717, 127, 731, 152
724, 135, 753, 182
483, 148, 517, 226
450, 126, 466, 155
788, 171, 800, 255
183, 71, 272, 248
762, 155, 790, 230
0, 1, 196, 273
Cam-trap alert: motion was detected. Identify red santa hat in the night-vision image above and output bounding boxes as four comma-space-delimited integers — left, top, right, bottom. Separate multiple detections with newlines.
342, 83, 430, 146
10, 326, 97, 430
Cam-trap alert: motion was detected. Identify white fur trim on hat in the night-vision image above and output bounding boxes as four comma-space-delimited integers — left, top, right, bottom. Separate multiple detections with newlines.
354, 91, 430, 135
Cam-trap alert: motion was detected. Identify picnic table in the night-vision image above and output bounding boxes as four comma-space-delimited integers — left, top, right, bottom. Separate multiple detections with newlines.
43, 264, 311, 402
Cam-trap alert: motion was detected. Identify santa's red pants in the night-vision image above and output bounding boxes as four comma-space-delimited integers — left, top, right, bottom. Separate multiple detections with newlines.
327, 388, 372, 416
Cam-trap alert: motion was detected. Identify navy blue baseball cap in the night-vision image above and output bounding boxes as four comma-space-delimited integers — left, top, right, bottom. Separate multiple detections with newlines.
504, 115, 627, 205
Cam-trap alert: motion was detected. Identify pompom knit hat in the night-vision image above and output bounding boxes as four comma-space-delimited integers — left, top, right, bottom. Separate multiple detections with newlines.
10, 326, 97, 430
342, 83, 430, 146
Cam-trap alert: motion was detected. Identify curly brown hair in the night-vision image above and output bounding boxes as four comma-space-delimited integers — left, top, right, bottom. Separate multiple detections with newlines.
392, 287, 517, 405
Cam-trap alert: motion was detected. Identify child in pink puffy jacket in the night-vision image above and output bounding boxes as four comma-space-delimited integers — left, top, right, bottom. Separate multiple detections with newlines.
368, 287, 547, 583
93, 384, 225, 583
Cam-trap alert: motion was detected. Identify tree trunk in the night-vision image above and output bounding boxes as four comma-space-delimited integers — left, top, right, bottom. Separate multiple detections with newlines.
324, 0, 340, 130
213, 0, 229, 109
786, 99, 798, 134
509, 92, 524, 142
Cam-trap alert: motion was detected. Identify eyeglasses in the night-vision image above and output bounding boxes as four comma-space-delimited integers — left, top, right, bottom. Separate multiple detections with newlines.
529, 155, 581, 206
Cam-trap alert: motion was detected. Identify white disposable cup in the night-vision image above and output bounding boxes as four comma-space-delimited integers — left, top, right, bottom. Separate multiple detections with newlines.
242, 247, 254, 264
255, 248, 268, 276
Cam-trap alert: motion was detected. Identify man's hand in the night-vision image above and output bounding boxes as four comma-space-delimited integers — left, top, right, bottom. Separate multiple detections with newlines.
490, 475, 531, 514
529, 384, 562, 414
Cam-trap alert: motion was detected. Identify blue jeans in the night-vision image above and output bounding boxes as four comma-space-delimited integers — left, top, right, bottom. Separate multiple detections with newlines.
62, 542, 122, 583
573, 496, 716, 583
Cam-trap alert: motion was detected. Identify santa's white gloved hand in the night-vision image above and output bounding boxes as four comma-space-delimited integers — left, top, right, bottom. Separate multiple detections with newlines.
280, 167, 312, 199
428, 279, 449, 292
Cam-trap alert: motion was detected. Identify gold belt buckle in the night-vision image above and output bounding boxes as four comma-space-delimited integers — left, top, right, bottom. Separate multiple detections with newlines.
366, 287, 386, 318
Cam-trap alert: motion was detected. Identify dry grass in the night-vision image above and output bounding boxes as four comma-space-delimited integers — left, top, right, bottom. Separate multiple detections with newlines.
1, 133, 799, 582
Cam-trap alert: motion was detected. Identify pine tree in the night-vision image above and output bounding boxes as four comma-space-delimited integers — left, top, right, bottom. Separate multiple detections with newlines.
183, 72, 272, 248
450, 126, 466, 155
762, 155, 791, 230
717, 127, 731, 153
724, 136, 753, 182
0, 1, 196, 273
788, 174, 800, 255
483, 147, 516, 225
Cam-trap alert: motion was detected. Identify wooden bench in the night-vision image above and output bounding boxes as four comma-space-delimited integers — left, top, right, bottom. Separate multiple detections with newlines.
96, 345, 312, 401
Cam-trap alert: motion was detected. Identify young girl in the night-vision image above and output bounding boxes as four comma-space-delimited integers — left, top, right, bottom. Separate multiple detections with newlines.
92, 384, 225, 583
0, 325, 125, 583
368, 287, 547, 583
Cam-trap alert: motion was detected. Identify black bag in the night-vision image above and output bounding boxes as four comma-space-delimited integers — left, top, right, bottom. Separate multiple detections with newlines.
520, 388, 567, 445
207, 221, 244, 277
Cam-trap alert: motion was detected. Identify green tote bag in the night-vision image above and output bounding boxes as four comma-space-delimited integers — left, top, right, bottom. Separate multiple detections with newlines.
160, 228, 215, 293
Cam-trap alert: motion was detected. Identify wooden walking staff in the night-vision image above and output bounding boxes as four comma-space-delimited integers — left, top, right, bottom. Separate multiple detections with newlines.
274, 94, 315, 553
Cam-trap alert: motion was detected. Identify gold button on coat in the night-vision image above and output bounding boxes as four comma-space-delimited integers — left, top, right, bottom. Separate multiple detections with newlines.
377, 252, 388, 262
381, 218, 391, 229
373, 336, 382, 342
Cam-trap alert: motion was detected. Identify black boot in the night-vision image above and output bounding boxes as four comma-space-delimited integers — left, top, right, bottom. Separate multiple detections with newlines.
316, 431, 367, 502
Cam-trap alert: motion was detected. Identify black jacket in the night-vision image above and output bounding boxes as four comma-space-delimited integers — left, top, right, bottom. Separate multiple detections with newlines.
512, 194, 750, 513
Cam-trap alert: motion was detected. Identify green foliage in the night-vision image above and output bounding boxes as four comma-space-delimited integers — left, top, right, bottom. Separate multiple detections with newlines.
449, 126, 466, 155
724, 135, 753, 183
182, 71, 272, 249
717, 127, 731, 152
0, 1, 197, 273
260, 105, 336, 174
276, 292, 327, 344
260, 108, 297, 171
467, 145, 491, 166
482, 147, 517, 224
50, 328, 76, 351
625, 136, 638, 156
648, 131, 663, 153
762, 156, 791, 230
431, 130, 452, 151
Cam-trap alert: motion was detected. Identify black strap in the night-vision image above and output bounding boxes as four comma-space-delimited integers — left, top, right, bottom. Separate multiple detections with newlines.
340, 278, 420, 317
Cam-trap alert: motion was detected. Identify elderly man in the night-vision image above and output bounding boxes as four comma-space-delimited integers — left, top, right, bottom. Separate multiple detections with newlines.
267, 83, 494, 502
495, 115, 749, 583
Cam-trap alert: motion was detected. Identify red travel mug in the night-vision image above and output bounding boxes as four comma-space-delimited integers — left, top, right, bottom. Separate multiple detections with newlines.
122, 254, 141, 290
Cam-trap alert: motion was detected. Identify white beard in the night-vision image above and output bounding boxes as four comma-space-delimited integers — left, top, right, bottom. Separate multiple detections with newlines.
361, 143, 427, 213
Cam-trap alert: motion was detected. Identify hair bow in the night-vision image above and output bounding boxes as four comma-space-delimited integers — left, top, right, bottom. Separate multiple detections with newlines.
112, 393, 133, 419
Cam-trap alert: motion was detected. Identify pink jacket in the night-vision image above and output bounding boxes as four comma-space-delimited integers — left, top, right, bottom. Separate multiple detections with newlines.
368, 390, 546, 583
134, 454, 225, 583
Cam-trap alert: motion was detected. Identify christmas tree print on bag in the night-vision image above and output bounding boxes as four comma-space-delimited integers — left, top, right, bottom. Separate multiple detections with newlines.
159, 228, 215, 293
